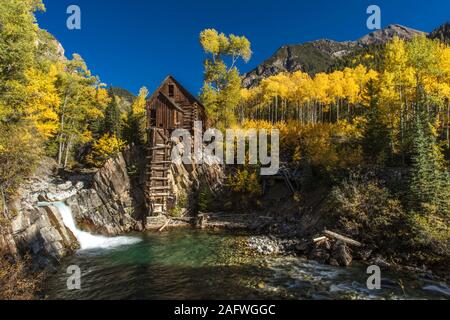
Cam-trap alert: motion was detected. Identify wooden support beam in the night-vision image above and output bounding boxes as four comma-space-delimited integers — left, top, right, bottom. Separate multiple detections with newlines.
147, 166, 169, 172
150, 193, 171, 197
151, 161, 172, 165
150, 186, 171, 191
150, 145, 171, 150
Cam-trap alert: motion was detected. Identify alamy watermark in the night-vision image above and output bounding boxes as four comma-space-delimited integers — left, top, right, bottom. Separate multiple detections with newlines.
170, 122, 280, 176
366, 265, 381, 290
67, 5, 81, 30
367, 5, 381, 30
67, 265, 81, 290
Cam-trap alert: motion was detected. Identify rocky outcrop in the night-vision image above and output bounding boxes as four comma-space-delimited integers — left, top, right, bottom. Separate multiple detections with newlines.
0, 158, 79, 267
247, 236, 304, 256
67, 151, 144, 235
357, 24, 426, 46
169, 159, 224, 214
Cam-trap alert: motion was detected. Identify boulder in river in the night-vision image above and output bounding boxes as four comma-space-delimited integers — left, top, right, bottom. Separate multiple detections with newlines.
330, 241, 353, 267
309, 239, 331, 264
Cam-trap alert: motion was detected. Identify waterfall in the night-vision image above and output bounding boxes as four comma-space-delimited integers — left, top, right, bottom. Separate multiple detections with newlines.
50, 202, 141, 250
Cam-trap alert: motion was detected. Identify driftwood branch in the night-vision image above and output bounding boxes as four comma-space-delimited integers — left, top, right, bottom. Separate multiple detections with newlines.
158, 218, 172, 232
313, 236, 328, 243
324, 230, 362, 247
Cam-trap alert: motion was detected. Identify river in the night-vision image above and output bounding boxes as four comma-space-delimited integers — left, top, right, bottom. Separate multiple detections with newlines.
43, 228, 450, 300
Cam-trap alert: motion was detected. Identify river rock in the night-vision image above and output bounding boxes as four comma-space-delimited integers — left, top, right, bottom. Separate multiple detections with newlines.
247, 236, 282, 255
295, 240, 310, 253
354, 247, 373, 261
309, 239, 331, 264
330, 241, 353, 267
370, 256, 391, 268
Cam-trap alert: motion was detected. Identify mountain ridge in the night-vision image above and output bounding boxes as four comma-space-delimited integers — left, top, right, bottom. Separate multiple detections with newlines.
242, 24, 430, 88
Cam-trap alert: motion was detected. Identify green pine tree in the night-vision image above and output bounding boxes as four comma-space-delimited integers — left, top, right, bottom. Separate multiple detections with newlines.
362, 80, 391, 165
122, 109, 144, 146
103, 87, 121, 138
409, 111, 450, 215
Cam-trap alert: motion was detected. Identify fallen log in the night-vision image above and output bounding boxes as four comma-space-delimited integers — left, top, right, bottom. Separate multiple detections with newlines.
158, 218, 172, 232
324, 230, 362, 247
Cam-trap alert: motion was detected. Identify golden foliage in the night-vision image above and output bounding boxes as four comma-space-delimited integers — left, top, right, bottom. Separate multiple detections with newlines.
228, 167, 262, 196
24, 65, 60, 139
242, 119, 364, 171
86, 134, 125, 168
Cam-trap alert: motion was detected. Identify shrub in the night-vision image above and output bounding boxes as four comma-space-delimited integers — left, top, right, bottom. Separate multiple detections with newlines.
198, 183, 216, 213
228, 167, 262, 196
409, 207, 450, 258
170, 192, 188, 217
225, 166, 262, 210
327, 171, 406, 251
0, 255, 44, 300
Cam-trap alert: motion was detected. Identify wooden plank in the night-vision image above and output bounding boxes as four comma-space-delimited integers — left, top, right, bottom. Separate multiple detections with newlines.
151, 161, 172, 165
149, 167, 169, 171
150, 193, 171, 197
150, 186, 171, 191
150, 145, 171, 150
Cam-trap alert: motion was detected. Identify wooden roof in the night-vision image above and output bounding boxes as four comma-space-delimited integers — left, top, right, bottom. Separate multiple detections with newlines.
147, 75, 206, 113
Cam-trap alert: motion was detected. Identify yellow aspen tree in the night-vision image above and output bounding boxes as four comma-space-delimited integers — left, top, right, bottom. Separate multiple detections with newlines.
24, 65, 60, 139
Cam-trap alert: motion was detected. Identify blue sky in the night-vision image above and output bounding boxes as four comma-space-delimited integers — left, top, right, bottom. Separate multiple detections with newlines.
36, 0, 449, 96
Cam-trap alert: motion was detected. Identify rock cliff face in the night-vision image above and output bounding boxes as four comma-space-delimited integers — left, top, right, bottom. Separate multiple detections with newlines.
169, 160, 224, 213
0, 158, 79, 267
67, 149, 145, 236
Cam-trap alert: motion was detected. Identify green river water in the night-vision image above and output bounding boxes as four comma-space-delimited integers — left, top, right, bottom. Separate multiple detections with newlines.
44, 229, 450, 300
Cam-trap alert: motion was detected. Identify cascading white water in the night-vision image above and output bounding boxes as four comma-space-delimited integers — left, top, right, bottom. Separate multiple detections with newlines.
50, 202, 141, 250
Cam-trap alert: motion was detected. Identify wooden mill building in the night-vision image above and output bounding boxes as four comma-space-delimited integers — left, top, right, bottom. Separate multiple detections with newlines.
145, 76, 207, 215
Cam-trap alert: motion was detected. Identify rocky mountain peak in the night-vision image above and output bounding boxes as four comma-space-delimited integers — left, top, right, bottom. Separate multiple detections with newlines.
357, 24, 427, 46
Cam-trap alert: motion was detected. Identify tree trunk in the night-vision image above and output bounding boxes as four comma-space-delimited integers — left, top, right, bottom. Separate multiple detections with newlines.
63, 136, 73, 169
57, 113, 65, 166
275, 96, 278, 123
447, 102, 450, 149
58, 94, 69, 167
1, 186, 9, 219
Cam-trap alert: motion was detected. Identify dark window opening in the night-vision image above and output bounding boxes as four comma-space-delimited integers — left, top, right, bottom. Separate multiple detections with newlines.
168, 84, 175, 97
